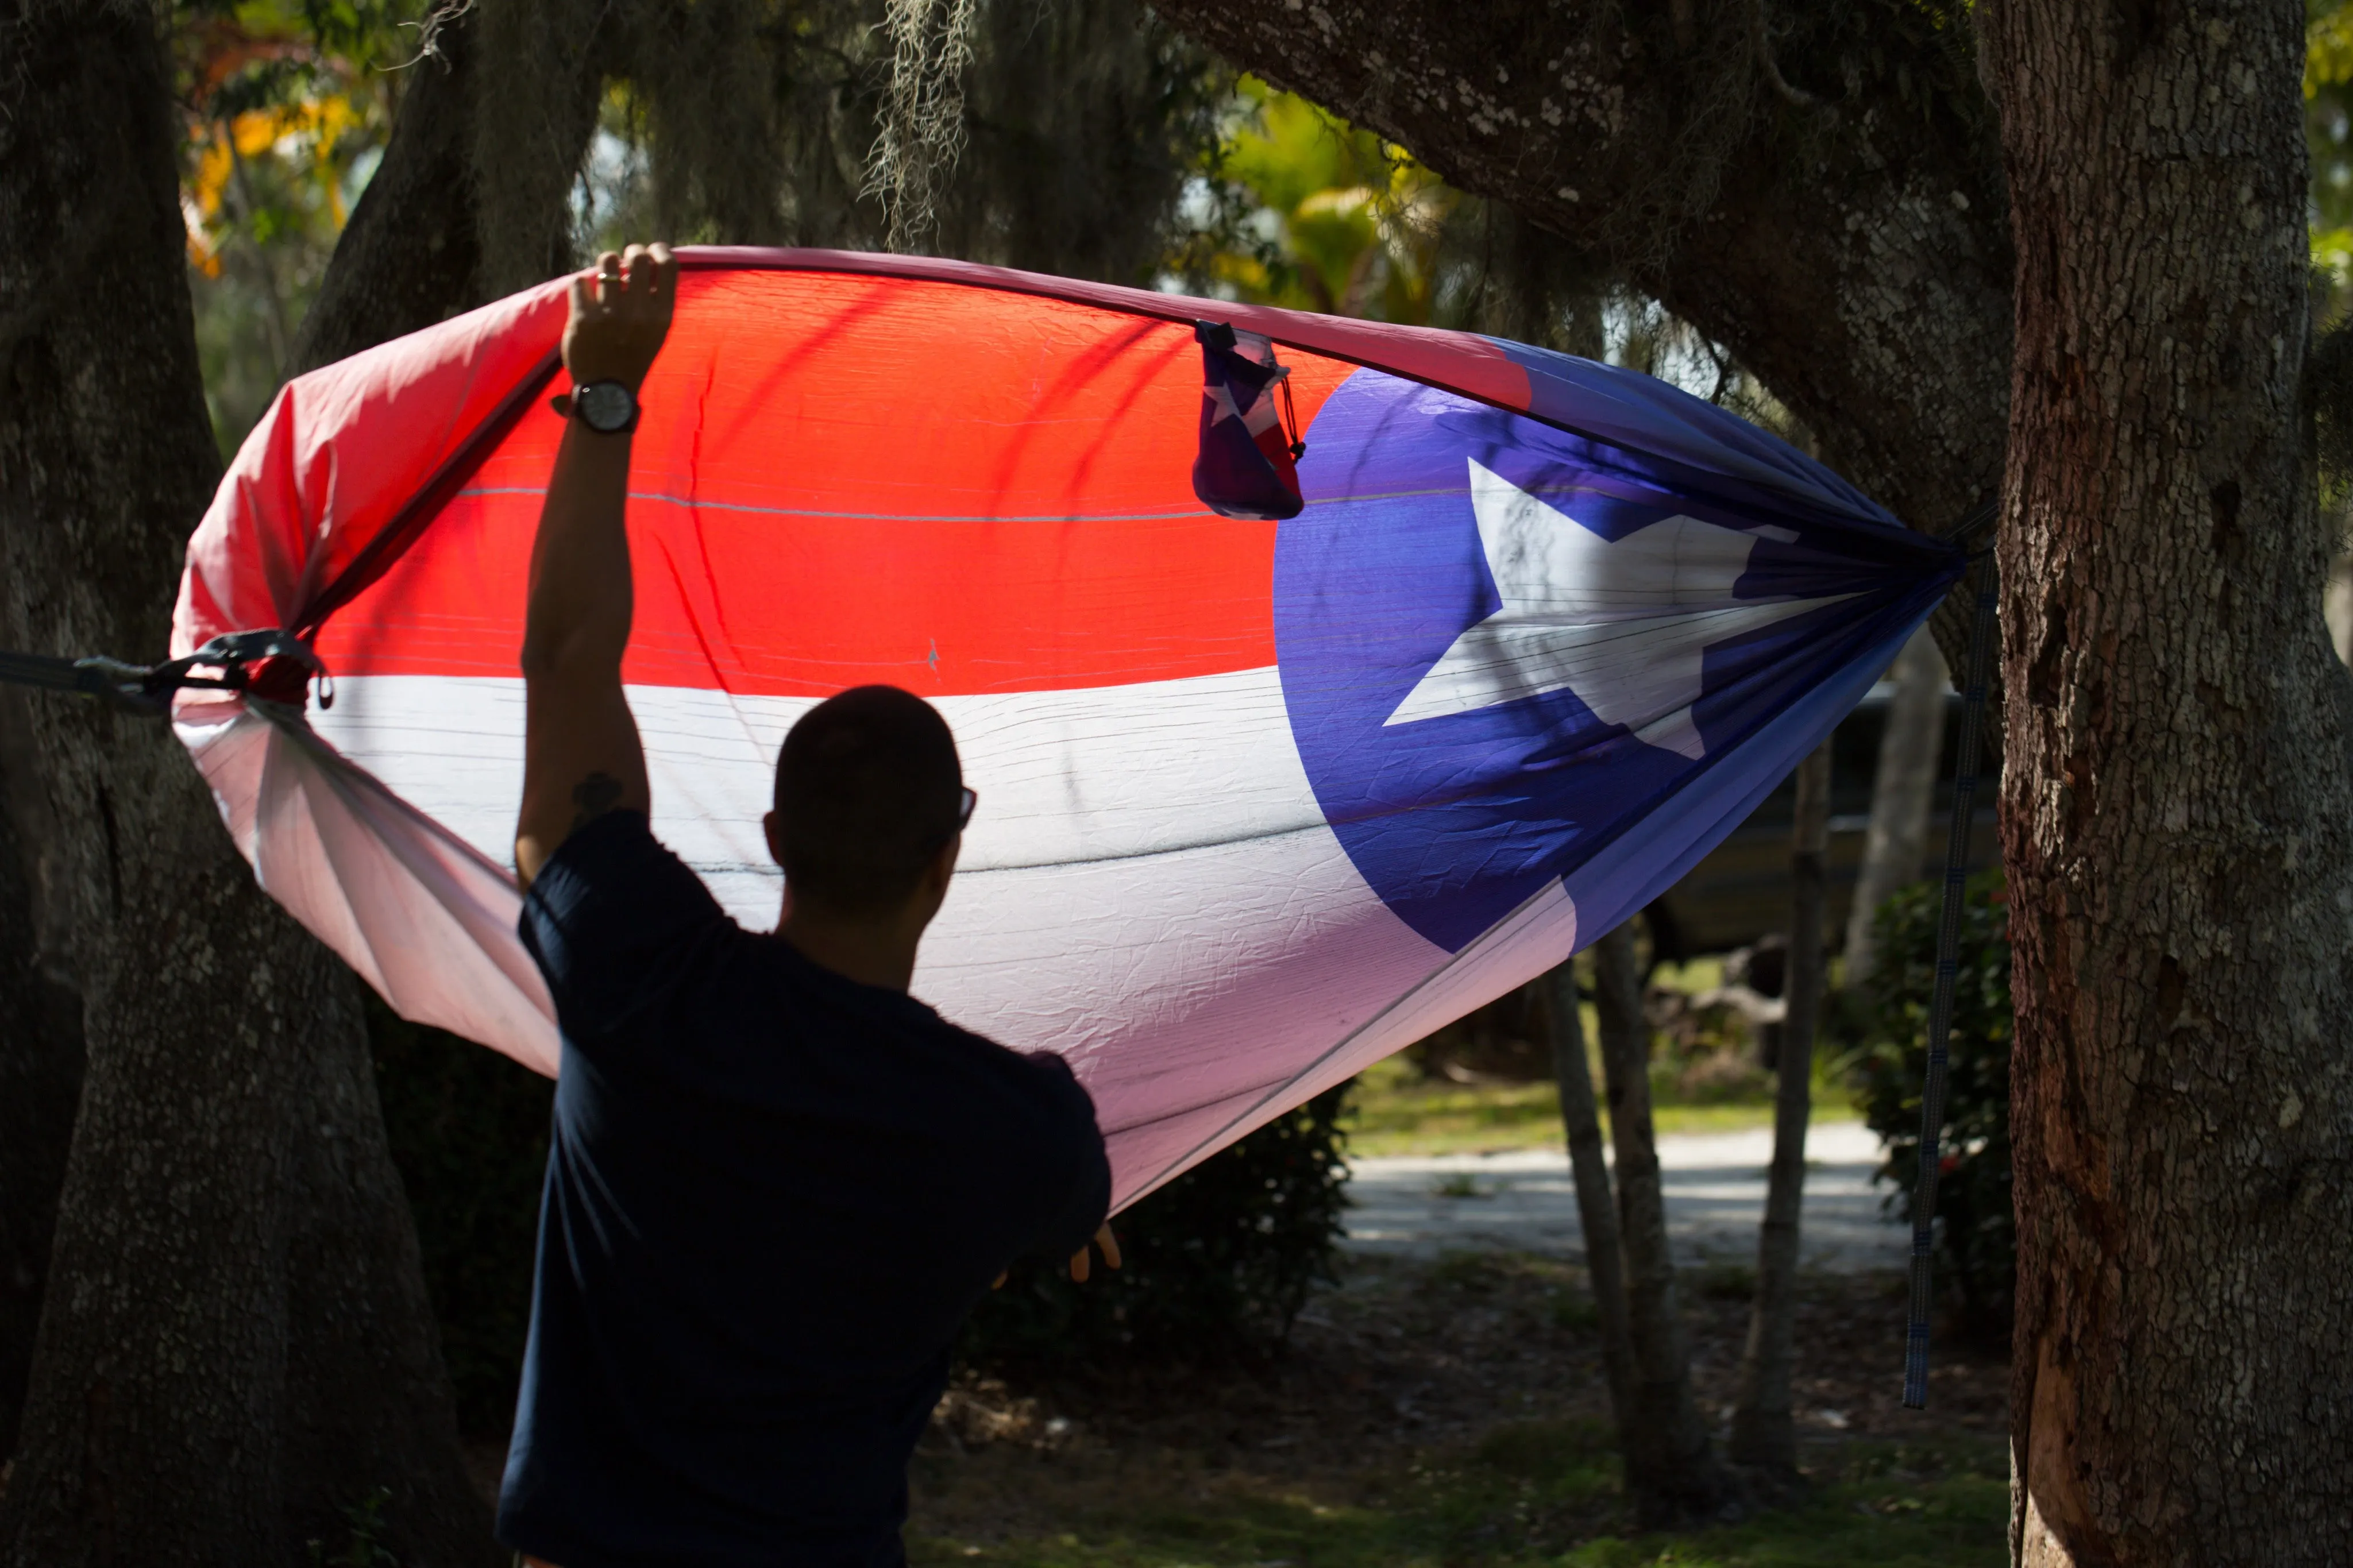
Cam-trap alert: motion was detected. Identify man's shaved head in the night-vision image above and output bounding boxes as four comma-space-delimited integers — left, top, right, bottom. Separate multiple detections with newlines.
773, 686, 963, 917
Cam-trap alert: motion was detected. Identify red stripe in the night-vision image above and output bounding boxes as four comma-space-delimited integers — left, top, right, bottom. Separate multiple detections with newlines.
312, 272, 1356, 696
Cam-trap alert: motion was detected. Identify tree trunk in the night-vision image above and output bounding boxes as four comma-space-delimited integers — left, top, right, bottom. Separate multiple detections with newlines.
1977, 2, 2353, 1561
0, 8, 492, 1562
1542, 956, 1635, 1440
0, 690, 85, 1462
1592, 922, 1743, 1525
470, 0, 612, 298
295, 0, 607, 376
290, 9, 488, 376
1843, 627, 1947, 984
1729, 743, 1828, 1473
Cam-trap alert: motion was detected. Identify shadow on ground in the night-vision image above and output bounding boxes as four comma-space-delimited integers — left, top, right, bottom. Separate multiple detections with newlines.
909, 1256, 2008, 1567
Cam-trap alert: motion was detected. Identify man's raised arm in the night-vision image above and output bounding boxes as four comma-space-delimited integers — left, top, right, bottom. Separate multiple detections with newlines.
515, 243, 677, 887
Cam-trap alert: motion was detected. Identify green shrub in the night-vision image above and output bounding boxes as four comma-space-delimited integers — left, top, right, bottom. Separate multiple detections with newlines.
1841, 870, 2013, 1334
958, 1085, 1352, 1369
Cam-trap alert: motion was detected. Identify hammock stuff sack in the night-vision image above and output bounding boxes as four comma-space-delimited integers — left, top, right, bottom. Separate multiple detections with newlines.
172, 248, 1962, 1211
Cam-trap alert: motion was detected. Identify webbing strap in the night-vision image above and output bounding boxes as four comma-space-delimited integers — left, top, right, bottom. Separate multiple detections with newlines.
0, 629, 326, 717
1902, 538, 1999, 1410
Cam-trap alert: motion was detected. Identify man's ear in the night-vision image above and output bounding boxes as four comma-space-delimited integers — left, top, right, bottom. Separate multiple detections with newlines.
923, 834, 961, 899
900, 835, 961, 936
762, 808, 784, 868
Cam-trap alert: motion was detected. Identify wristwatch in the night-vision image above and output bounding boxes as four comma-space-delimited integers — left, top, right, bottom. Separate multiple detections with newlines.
570, 380, 640, 434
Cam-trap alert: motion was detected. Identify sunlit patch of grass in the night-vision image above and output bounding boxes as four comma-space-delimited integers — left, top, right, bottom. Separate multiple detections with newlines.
908, 1429, 2007, 1567
1340, 1057, 1569, 1157
1652, 955, 1729, 994
1642, 1101, 1802, 1137
1340, 1055, 1823, 1158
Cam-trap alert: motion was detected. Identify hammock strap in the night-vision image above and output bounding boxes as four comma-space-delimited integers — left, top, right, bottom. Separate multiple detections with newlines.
0, 629, 327, 717
1902, 539, 1999, 1411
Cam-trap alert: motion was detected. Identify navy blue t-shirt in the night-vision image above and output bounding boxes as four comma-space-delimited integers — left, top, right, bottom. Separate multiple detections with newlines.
498, 812, 1110, 1567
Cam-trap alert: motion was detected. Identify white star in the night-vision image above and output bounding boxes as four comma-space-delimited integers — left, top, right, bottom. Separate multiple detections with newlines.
1383, 460, 1858, 758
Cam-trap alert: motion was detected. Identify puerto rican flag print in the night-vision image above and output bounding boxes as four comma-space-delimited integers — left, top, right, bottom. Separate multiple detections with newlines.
172, 250, 1961, 1209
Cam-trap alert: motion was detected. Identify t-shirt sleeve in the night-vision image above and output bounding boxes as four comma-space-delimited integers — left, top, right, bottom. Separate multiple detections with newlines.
1012, 1050, 1113, 1261
518, 811, 727, 1050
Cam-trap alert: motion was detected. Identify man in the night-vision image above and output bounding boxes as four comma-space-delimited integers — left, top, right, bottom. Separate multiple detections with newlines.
498, 242, 1116, 1567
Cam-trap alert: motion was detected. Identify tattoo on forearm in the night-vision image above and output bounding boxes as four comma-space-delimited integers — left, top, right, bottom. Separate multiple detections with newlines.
571, 771, 626, 830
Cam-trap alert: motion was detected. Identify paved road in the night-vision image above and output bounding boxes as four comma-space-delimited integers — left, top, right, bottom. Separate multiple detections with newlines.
1340, 1120, 1900, 1271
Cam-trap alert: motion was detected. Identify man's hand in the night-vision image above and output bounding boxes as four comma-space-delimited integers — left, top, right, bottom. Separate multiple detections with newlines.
984, 1224, 1120, 1291
1067, 1223, 1121, 1284
564, 244, 676, 391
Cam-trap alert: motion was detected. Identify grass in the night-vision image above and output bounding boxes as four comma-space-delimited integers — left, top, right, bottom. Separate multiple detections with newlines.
1340, 1057, 1851, 1158
1340, 1059, 1575, 1157
911, 1256, 2011, 1568
908, 1428, 2008, 1567
1340, 956, 1869, 1158
1652, 954, 1729, 994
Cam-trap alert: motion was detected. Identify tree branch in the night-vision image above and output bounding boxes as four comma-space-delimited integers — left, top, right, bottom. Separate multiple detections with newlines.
1749, 0, 1826, 113
291, 3, 487, 373
1148, 0, 2009, 539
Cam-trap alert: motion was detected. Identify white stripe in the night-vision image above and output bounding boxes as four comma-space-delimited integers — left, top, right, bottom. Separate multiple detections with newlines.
292, 669, 1591, 1204
311, 667, 1329, 896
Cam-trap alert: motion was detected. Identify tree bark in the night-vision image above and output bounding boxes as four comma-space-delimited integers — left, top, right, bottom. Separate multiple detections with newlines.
471, 0, 612, 298
290, 8, 488, 376
1978, 1, 2353, 1561
1592, 922, 1743, 1525
1145, 1, 2009, 540
0, 689, 84, 1462
295, 0, 607, 376
1843, 627, 1947, 984
1729, 743, 1828, 1474
0, 6, 492, 1562
1542, 956, 1635, 1441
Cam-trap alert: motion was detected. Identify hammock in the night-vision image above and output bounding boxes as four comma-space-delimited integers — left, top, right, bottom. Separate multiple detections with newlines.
169, 247, 1962, 1210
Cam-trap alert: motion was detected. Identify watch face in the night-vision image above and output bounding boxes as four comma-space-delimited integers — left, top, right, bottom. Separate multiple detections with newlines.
576, 381, 636, 432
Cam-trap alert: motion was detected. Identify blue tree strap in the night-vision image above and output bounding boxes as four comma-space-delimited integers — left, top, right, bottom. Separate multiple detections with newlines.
1903, 546, 1999, 1410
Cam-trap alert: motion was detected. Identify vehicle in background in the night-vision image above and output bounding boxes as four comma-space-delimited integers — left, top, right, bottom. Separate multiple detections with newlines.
1645, 685, 1999, 961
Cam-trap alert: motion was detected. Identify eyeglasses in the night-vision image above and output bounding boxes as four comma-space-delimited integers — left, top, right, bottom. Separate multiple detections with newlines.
922, 786, 978, 856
